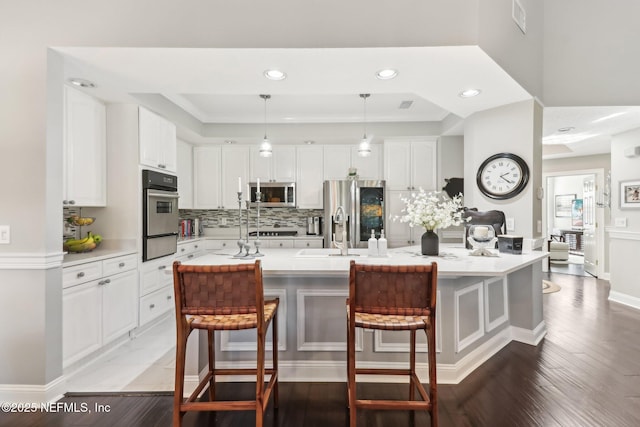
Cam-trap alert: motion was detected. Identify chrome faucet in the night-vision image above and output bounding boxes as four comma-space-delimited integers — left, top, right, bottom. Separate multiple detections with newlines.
332, 206, 349, 256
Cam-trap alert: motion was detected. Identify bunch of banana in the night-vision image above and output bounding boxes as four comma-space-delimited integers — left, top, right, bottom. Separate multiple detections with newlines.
64, 232, 102, 253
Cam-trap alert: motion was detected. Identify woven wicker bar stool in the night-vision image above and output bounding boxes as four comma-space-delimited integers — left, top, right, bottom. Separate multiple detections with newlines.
172, 260, 279, 427
347, 261, 438, 427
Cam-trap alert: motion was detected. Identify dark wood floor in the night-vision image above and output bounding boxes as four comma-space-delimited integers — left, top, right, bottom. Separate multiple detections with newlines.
2, 272, 640, 427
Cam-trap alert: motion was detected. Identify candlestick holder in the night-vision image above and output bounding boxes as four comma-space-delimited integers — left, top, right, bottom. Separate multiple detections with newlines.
243, 200, 255, 259
233, 191, 246, 258
253, 191, 264, 257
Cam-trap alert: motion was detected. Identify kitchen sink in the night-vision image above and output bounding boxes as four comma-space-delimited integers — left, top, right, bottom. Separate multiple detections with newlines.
295, 248, 369, 257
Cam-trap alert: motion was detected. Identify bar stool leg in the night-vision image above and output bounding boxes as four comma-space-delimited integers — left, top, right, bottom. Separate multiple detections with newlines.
208, 330, 215, 401
272, 309, 279, 409
173, 323, 189, 427
410, 329, 416, 401
427, 327, 438, 427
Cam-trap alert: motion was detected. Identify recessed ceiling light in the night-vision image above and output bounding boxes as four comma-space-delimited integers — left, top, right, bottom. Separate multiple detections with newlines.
375, 69, 398, 80
224, 140, 236, 144
558, 126, 575, 133
304, 140, 315, 145
459, 88, 481, 98
68, 78, 96, 88
264, 69, 286, 81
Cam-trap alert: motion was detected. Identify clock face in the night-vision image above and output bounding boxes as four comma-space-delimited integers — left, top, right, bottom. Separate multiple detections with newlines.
476, 153, 529, 200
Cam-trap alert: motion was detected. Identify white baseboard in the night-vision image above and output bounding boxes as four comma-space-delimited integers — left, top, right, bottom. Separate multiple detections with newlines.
511, 321, 547, 345
609, 291, 640, 311
0, 375, 66, 403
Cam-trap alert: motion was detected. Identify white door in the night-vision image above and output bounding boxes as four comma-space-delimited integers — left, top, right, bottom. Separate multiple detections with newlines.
582, 176, 598, 277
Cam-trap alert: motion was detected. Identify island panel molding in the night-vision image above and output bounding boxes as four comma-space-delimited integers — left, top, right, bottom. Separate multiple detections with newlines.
454, 281, 485, 353
484, 276, 509, 332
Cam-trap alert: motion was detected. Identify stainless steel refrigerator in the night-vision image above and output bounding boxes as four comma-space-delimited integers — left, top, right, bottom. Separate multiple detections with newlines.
323, 180, 386, 248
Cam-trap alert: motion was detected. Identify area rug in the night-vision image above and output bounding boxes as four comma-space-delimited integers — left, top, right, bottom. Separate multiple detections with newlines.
542, 280, 561, 294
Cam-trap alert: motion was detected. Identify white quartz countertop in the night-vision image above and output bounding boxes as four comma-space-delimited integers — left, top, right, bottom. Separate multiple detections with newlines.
183, 244, 548, 277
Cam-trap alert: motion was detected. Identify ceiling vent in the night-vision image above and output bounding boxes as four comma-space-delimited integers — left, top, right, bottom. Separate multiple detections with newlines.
398, 100, 413, 109
512, 0, 526, 34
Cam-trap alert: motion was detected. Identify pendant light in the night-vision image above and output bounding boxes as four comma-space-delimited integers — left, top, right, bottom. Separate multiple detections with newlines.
358, 93, 371, 157
259, 94, 273, 157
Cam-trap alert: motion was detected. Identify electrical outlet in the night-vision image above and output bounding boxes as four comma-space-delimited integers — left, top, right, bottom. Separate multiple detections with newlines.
0, 225, 10, 244
506, 218, 515, 232
615, 217, 628, 227
220, 218, 227, 226
536, 220, 542, 233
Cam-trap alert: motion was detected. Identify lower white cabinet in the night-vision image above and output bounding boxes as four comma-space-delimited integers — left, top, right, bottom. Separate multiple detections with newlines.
293, 239, 323, 249
139, 254, 176, 327
63, 253, 138, 367
139, 285, 175, 326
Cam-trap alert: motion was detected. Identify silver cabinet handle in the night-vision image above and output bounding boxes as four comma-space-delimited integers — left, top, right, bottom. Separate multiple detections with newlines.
188, 254, 194, 259
104, 278, 110, 284
222, 243, 227, 247
194, 245, 198, 249
98, 280, 105, 285
158, 265, 166, 270
167, 295, 172, 300
181, 248, 185, 252
149, 304, 155, 309
68, 200, 76, 205
158, 164, 166, 169
77, 272, 85, 278
119, 262, 125, 268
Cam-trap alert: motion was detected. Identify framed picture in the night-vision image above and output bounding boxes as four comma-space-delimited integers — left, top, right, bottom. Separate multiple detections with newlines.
571, 199, 583, 227
620, 180, 640, 208
555, 194, 576, 217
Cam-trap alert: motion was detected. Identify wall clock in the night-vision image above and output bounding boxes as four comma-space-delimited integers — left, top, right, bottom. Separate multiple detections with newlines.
476, 152, 529, 200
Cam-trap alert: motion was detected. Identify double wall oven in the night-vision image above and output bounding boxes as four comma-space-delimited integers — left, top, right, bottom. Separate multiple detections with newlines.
142, 170, 179, 261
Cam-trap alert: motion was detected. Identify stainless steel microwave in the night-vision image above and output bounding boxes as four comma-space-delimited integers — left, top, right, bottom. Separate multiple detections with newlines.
249, 182, 296, 207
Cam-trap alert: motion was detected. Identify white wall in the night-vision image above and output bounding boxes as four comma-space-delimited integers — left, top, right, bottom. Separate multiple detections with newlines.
464, 99, 543, 240
609, 128, 640, 305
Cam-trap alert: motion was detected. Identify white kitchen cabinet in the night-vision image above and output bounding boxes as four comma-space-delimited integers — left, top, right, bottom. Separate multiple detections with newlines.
266, 239, 295, 249
296, 145, 324, 208
323, 145, 352, 180
350, 144, 382, 180
63, 85, 106, 207
205, 239, 239, 251
386, 190, 417, 248
139, 106, 177, 172
193, 146, 222, 209
293, 239, 324, 249
221, 146, 250, 209
176, 240, 204, 262
138, 253, 176, 326
177, 140, 194, 209
384, 139, 437, 191
62, 253, 138, 367
250, 145, 296, 183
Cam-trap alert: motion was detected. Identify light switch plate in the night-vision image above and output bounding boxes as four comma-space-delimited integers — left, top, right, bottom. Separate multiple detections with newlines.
615, 217, 628, 227
506, 218, 515, 232
0, 225, 10, 244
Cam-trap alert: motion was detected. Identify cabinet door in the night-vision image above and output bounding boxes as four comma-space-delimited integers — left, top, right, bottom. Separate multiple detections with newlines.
102, 270, 138, 344
383, 142, 412, 191
159, 117, 177, 173
63, 86, 106, 207
139, 107, 162, 169
177, 140, 193, 209
272, 145, 297, 182
249, 146, 272, 182
221, 146, 250, 209
351, 144, 382, 180
410, 140, 437, 191
193, 146, 221, 209
297, 145, 324, 208
323, 145, 351, 180
63, 280, 102, 367
385, 190, 413, 247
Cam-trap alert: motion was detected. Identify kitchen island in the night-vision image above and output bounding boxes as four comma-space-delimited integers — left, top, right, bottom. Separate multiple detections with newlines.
184, 244, 547, 384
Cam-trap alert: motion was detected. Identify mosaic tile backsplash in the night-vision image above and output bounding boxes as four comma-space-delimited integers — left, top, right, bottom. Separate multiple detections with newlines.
179, 208, 324, 230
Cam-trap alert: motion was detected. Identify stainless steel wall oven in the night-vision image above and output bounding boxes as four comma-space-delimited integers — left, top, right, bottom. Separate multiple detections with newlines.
142, 169, 179, 261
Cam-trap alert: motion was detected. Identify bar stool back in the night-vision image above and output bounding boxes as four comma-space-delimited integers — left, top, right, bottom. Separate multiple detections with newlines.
172, 260, 279, 427
347, 261, 438, 427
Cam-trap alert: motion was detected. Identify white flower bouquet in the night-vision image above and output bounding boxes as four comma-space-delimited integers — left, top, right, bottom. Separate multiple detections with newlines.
395, 189, 467, 231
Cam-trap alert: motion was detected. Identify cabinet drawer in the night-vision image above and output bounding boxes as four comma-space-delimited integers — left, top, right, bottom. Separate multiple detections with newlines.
140, 255, 175, 296
103, 253, 138, 276
293, 239, 323, 249
205, 239, 237, 251
139, 285, 174, 326
268, 240, 294, 249
63, 261, 103, 289
177, 241, 202, 257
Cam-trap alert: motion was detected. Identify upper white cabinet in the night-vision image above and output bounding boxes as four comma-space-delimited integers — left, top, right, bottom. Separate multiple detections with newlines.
297, 145, 324, 208
138, 107, 177, 172
193, 146, 222, 209
193, 145, 249, 209
250, 145, 296, 182
63, 86, 106, 207
177, 140, 193, 209
384, 139, 437, 191
221, 146, 250, 208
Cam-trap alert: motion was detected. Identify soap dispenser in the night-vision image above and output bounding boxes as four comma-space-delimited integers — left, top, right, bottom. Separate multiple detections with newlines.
378, 229, 388, 257
368, 229, 378, 257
